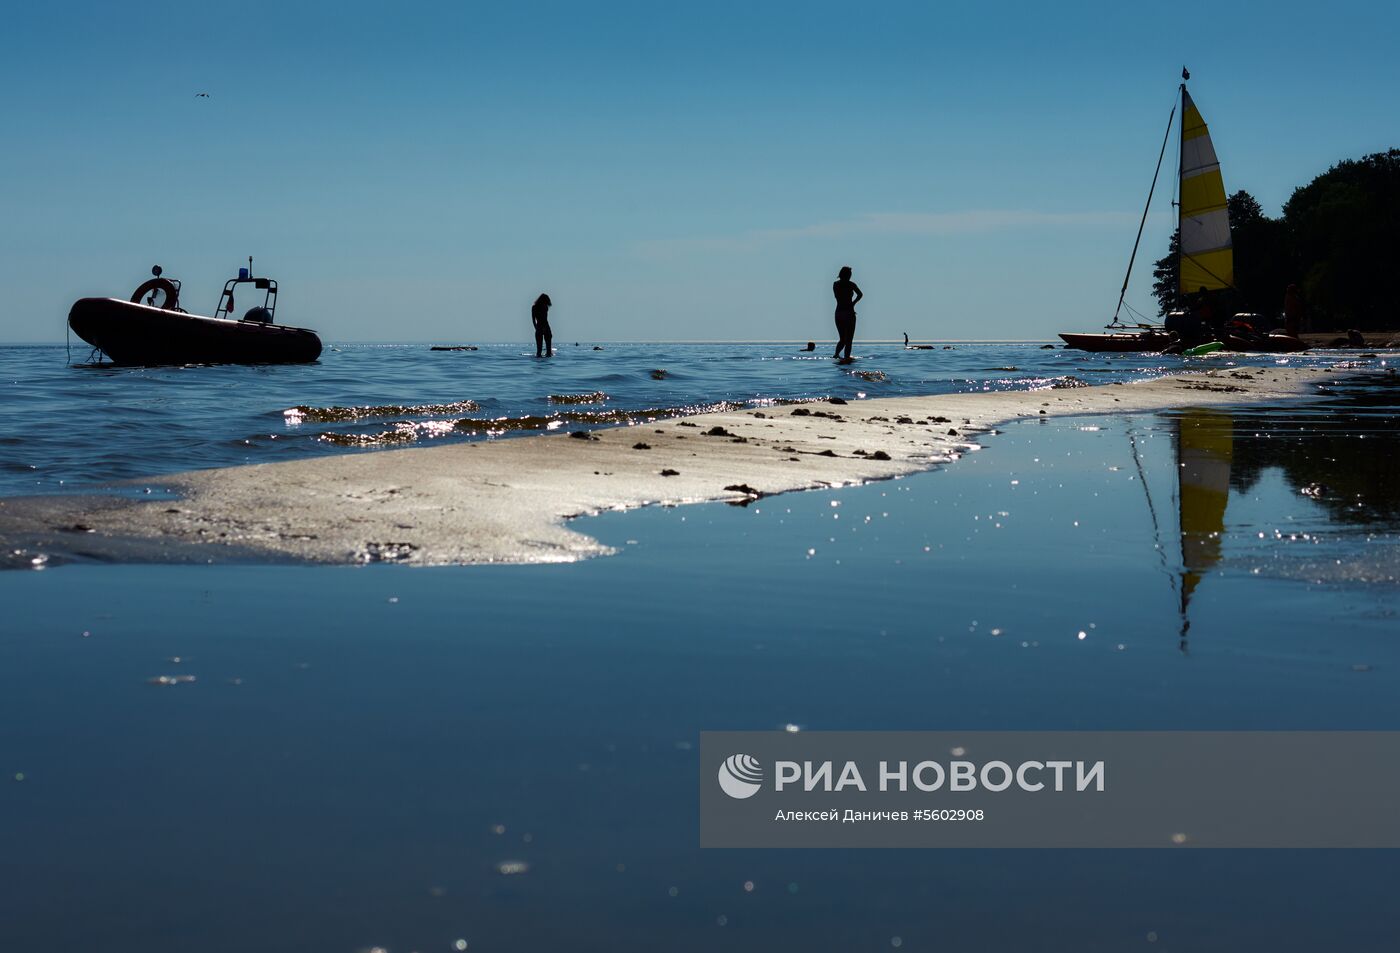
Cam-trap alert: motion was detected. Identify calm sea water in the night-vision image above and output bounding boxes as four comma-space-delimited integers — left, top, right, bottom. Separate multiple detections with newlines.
2, 347, 1398, 951
3, 387, 1399, 951
0, 342, 1375, 495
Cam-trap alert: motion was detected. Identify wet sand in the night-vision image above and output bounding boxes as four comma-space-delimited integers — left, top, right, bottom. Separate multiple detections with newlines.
0, 366, 1355, 566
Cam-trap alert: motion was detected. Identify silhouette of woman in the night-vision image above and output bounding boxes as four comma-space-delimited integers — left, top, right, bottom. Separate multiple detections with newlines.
532, 293, 553, 357
832, 266, 863, 360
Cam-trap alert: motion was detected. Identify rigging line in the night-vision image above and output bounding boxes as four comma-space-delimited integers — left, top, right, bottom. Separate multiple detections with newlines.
1110, 95, 1179, 329
1127, 422, 1178, 598
1167, 433, 1190, 646
1122, 301, 1152, 322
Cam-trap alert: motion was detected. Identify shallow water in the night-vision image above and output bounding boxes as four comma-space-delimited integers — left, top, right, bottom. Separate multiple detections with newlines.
3, 379, 1398, 951
1, 342, 1381, 495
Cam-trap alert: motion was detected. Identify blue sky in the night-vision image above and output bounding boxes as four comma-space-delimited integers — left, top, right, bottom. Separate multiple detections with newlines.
2, 0, 1396, 342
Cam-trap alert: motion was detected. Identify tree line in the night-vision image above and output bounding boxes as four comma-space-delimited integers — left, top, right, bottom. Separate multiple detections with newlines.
1152, 148, 1399, 330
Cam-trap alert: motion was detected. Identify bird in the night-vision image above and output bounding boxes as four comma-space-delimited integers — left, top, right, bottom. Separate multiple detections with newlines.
195, 92, 211, 98
1181, 66, 1190, 81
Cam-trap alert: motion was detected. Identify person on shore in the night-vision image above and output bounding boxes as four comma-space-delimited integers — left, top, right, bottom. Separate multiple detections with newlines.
832, 266, 863, 360
1166, 287, 1214, 347
1283, 284, 1305, 336
531, 293, 553, 357
1192, 286, 1219, 337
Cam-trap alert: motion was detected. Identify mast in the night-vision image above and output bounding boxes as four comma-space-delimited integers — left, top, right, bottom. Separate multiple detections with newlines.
1177, 67, 1188, 306
1110, 96, 1177, 327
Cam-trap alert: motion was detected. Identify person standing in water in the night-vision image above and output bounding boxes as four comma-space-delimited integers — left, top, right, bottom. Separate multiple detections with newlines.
1283, 284, 1305, 336
832, 266, 862, 360
531, 293, 553, 357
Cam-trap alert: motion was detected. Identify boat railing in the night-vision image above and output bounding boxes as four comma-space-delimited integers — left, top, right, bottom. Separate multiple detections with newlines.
215, 276, 278, 322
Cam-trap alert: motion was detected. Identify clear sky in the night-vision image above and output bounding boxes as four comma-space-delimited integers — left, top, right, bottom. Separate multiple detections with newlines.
2, 0, 1396, 343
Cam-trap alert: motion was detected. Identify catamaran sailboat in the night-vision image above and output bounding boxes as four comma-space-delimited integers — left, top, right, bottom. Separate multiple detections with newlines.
1059, 70, 1301, 353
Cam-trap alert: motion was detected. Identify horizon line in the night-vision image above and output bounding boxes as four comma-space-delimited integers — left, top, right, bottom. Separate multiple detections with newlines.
8, 338, 1062, 347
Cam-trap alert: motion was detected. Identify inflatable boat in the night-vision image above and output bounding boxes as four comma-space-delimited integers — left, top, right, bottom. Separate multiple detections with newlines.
68, 262, 321, 366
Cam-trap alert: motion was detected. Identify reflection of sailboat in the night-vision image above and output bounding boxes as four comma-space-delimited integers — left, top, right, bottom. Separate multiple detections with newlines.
1058, 70, 1235, 352
1175, 409, 1233, 638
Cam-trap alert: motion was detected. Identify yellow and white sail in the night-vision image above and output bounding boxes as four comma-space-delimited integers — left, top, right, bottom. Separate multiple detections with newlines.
1178, 88, 1234, 294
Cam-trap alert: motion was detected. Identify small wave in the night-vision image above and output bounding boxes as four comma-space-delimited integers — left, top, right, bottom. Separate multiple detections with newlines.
455, 402, 745, 434
286, 399, 481, 423
318, 401, 753, 447
547, 391, 609, 404
318, 419, 462, 446
979, 374, 1092, 391
852, 370, 887, 382
319, 430, 417, 446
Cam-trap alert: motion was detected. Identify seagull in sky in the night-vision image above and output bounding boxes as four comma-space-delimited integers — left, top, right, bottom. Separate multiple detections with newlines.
195, 92, 211, 98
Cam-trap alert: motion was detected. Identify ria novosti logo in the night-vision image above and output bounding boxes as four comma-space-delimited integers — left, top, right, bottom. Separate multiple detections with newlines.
717, 754, 764, 799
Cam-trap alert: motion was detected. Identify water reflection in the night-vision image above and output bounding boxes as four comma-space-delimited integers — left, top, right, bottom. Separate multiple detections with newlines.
1176, 409, 1233, 642
1162, 376, 1400, 644
1228, 380, 1400, 528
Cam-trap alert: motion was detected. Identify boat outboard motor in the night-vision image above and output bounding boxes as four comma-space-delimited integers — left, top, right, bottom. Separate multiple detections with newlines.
243, 307, 273, 323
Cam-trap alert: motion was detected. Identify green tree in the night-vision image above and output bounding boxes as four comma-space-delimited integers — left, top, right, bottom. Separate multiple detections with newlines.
1229, 191, 1291, 317
1151, 229, 1182, 316
1281, 149, 1400, 330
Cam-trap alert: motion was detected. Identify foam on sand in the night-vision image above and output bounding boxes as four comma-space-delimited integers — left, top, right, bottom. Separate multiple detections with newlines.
0, 367, 1353, 567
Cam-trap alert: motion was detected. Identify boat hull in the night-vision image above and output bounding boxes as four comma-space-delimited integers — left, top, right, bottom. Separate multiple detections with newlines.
1222, 333, 1309, 354
68, 297, 321, 365
1059, 330, 1173, 353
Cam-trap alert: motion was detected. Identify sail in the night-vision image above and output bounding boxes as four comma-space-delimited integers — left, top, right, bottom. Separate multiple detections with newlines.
1178, 88, 1234, 294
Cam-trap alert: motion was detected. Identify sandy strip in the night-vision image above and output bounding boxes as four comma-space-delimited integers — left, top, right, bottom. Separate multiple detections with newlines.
0, 366, 1349, 567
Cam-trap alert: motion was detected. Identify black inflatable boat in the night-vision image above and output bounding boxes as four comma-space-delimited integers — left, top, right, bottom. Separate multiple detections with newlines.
68, 262, 322, 366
